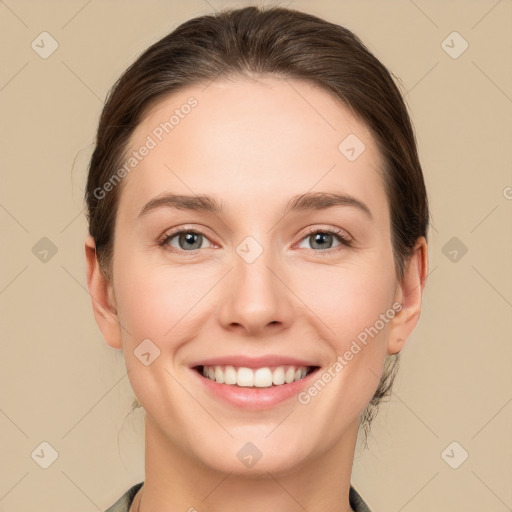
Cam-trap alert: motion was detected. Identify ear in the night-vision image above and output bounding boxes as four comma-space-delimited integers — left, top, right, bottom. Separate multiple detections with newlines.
84, 235, 122, 349
387, 237, 428, 355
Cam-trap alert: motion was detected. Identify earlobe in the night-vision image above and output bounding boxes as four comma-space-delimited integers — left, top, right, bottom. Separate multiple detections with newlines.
387, 237, 428, 355
84, 235, 123, 349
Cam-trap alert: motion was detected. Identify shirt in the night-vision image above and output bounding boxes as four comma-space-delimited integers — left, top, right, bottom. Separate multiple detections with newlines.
104, 481, 372, 512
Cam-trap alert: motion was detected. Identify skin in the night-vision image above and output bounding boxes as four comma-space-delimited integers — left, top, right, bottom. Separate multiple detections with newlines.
85, 77, 428, 512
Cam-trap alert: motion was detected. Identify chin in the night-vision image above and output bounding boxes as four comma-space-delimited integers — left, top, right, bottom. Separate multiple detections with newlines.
187, 432, 314, 477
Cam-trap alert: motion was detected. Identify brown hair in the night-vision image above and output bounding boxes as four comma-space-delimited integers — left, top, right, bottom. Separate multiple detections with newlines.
86, 5, 429, 444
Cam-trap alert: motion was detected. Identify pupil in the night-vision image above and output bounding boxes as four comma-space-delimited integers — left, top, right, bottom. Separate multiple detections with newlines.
181, 232, 200, 249
313, 233, 331, 249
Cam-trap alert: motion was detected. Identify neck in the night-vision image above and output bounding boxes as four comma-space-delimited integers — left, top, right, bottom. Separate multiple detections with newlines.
137, 415, 359, 512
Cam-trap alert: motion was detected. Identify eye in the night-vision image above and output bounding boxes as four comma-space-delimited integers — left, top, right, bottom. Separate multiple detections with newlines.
159, 226, 352, 254
159, 229, 214, 252
297, 227, 352, 252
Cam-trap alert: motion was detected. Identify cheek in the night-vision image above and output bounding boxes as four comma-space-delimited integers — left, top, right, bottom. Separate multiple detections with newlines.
115, 274, 170, 341
111, 252, 215, 420
295, 255, 396, 341
293, 256, 396, 401
112, 249, 218, 345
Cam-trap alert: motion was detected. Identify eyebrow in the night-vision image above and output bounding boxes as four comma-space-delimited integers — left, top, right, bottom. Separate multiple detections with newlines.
137, 191, 373, 220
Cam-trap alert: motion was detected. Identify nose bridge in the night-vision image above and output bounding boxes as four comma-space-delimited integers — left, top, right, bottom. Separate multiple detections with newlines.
217, 233, 293, 333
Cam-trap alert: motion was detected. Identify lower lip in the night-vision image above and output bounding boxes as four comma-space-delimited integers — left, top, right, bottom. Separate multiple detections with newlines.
191, 367, 320, 409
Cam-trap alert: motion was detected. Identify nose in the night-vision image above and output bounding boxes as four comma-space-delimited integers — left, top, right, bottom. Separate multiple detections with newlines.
217, 241, 295, 336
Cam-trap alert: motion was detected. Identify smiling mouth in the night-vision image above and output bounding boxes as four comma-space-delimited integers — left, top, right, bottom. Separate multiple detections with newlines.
194, 364, 320, 388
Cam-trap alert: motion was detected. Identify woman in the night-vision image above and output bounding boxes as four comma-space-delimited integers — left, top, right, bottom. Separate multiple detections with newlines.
85, 6, 429, 512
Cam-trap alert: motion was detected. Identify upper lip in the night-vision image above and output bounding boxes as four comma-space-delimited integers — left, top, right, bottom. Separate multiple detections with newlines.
191, 355, 319, 369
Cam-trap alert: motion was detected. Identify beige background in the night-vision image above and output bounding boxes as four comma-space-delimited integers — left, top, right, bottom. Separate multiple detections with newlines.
1, 0, 511, 510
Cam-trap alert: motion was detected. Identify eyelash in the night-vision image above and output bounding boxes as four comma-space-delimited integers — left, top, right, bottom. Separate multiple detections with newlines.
158, 226, 353, 255
297, 226, 353, 253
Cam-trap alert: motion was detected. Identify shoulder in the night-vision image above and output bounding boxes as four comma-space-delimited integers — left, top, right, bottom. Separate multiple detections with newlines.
349, 485, 373, 512
104, 482, 371, 512
104, 482, 143, 512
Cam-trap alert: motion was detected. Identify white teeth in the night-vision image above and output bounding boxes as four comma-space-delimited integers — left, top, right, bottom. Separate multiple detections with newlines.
214, 366, 224, 384
272, 367, 285, 385
254, 368, 273, 387
237, 367, 254, 387
285, 366, 295, 383
200, 365, 312, 387
224, 365, 237, 385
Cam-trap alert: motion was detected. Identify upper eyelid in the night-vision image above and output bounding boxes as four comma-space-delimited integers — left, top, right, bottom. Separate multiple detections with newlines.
160, 225, 217, 245
294, 227, 352, 249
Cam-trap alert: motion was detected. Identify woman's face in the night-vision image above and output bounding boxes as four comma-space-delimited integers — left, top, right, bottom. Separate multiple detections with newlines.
90, 77, 422, 475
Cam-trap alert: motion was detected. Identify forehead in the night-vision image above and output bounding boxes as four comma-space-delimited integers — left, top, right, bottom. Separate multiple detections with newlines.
118, 77, 388, 221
